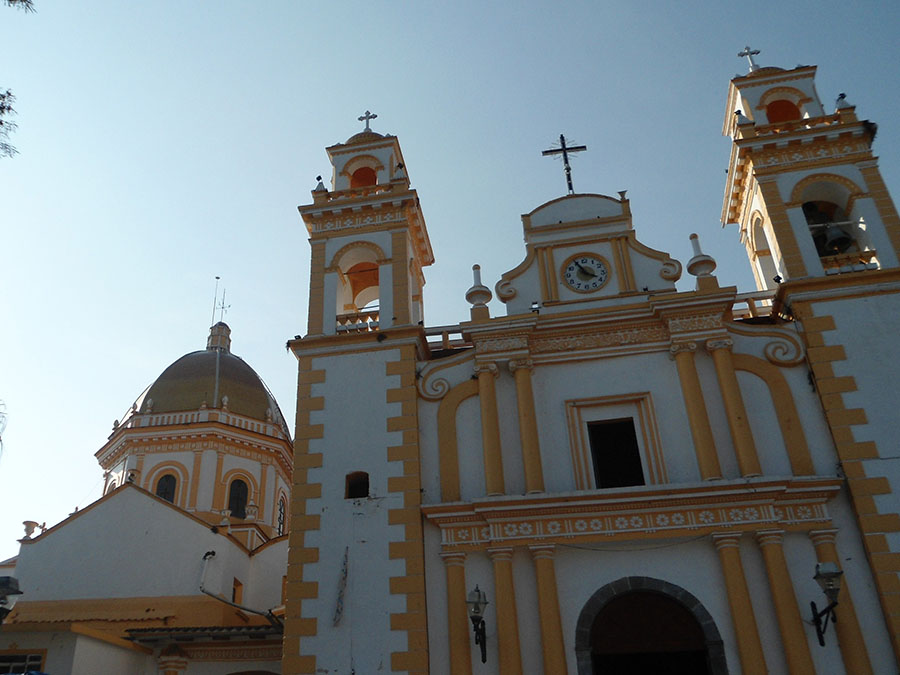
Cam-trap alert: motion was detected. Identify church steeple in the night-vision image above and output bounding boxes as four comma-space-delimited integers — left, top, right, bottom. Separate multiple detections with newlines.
298, 116, 434, 336
721, 52, 900, 290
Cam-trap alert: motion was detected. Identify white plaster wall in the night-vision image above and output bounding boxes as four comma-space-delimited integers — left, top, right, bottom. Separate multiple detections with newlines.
736, 370, 793, 476
14, 488, 251, 601
301, 347, 409, 672
71, 634, 152, 675
248, 539, 288, 609
456, 395, 487, 502
495, 371, 526, 496
196, 448, 220, 510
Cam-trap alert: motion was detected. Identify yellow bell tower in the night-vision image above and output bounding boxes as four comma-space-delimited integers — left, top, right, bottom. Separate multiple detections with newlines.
722, 48, 900, 290
298, 112, 434, 336
284, 115, 434, 674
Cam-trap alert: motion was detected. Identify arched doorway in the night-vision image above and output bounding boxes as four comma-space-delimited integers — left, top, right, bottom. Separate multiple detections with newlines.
575, 577, 726, 675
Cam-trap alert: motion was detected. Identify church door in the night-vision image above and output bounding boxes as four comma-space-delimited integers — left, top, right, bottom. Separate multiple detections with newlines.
590, 591, 711, 674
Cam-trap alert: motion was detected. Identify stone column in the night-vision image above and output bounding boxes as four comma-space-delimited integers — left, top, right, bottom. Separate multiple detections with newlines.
529, 545, 567, 673
712, 533, 767, 674
670, 341, 722, 480
489, 548, 523, 674
809, 529, 873, 674
509, 359, 544, 493
756, 530, 815, 674
475, 362, 505, 496
706, 339, 761, 476
442, 552, 473, 675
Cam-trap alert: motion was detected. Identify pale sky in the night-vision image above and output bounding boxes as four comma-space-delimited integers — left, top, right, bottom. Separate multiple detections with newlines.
2, 1, 900, 560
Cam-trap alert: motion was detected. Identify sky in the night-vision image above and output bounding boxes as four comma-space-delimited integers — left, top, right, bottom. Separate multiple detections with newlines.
2, 1, 900, 561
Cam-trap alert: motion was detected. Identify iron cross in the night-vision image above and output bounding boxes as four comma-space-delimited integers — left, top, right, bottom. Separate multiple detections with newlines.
542, 134, 587, 195
737, 45, 760, 71
358, 110, 377, 132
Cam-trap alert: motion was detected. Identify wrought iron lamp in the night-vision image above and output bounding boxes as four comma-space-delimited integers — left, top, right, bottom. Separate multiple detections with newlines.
467, 585, 489, 663
811, 562, 843, 646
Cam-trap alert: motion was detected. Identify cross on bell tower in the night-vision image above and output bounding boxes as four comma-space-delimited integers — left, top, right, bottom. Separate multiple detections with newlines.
737, 45, 761, 72
358, 110, 377, 132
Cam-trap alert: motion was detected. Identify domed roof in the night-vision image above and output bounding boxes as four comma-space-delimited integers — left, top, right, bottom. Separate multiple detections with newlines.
345, 129, 385, 145
139, 323, 289, 436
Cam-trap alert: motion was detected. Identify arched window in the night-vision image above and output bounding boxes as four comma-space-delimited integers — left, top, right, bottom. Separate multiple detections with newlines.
345, 471, 369, 499
155, 474, 177, 503
277, 496, 286, 536
228, 479, 249, 519
350, 166, 377, 188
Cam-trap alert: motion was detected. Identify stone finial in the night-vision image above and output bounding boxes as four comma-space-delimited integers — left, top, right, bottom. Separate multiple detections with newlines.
22, 520, 39, 539
465, 265, 492, 321
687, 233, 720, 291
144, 397, 153, 413
313, 175, 327, 192
220, 395, 229, 411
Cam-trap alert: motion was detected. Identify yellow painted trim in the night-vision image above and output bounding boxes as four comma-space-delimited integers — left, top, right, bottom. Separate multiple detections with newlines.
475, 363, 505, 495
757, 179, 808, 279
712, 533, 767, 674
220, 468, 260, 513
671, 343, 722, 480
441, 552, 472, 675
328, 239, 388, 269
755, 531, 815, 673
510, 360, 545, 493
732, 353, 814, 475
489, 548, 523, 673
788, 172, 864, 204
189, 450, 203, 509
391, 231, 411, 326
858, 164, 900, 260
143, 460, 191, 508
530, 545, 567, 672
437, 379, 478, 501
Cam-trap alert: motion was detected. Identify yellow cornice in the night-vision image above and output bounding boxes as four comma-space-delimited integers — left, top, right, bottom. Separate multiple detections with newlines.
289, 325, 427, 357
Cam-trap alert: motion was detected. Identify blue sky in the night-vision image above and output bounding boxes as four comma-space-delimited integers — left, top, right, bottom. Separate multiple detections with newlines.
2, 1, 899, 559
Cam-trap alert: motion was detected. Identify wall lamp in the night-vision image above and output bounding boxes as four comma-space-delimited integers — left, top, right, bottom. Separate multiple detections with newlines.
467, 585, 489, 663
811, 562, 843, 646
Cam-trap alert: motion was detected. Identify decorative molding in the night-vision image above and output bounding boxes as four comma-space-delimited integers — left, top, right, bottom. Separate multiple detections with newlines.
181, 644, 282, 661
310, 207, 405, 234
705, 338, 734, 353
476, 335, 529, 353
532, 324, 668, 354
659, 259, 682, 281
473, 362, 499, 377
508, 358, 534, 374
669, 341, 697, 357
728, 323, 805, 367
752, 139, 871, 170
417, 349, 475, 401
667, 313, 723, 333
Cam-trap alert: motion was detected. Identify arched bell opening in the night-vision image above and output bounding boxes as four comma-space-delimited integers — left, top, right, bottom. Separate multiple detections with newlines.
803, 200, 856, 257
765, 99, 802, 124
332, 241, 386, 333
346, 262, 380, 309
750, 215, 781, 290
350, 166, 377, 188
575, 577, 726, 675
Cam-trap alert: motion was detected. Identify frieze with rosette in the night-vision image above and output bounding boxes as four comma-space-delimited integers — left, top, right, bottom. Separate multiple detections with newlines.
475, 335, 530, 353
752, 139, 870, 170
311, 208, 405, 234
666, 313, 723, 333
423, 478, 841, 551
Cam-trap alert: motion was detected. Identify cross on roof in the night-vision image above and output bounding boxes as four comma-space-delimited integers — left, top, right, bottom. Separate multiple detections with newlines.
737, 45, 761, 72
358, 110, 377, 132
542, 134, 587, 195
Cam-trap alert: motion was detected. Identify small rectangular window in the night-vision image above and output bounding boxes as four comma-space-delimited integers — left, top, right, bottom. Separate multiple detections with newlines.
588, 418, 645, 489
232, 577, 243, 604
0, 653, 44, 674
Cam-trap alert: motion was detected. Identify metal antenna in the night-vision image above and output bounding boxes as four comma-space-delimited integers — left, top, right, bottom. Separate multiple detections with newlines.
210, 276, 220, 327
542, 134, 587, 195
217, 288, 231, 323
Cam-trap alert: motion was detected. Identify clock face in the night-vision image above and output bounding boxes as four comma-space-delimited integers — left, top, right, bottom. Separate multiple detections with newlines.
561, 253, 610, 293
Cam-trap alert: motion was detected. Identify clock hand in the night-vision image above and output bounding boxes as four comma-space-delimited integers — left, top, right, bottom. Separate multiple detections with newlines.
574, 260, 597, 277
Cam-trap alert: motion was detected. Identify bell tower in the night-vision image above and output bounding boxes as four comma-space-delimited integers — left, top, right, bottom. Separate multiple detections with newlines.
298, 115, 434, 336
284, 117, 433, 674
722, 50, 900, 290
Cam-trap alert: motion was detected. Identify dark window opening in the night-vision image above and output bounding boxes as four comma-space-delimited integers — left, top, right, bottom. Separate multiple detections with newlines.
232, 577, 243, 604
588, 419, 645, 489
155, 474, 177, 503
0, 654, 44, 673
345, 471, 369, 499
277, 497, 286, 536
228, 479, 249, 519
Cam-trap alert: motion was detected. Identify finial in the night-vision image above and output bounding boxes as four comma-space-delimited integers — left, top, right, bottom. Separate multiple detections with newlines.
314, 175, 327, 192
358, 110, 377, 132
737, 45, 761, 72
465, 264, 492, 321
687, 233, 719, 291
835, 92, 852, 110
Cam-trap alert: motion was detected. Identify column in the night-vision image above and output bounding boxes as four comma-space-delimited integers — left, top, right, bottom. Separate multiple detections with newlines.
809, 529, 873, 674
712, 533, 767, 674
756, 530, 815, 674
509, 359, 544, 493
475, 362, 505, 496
670, 341, 722, 480
489, 548, 523, 674
706, 339, 761, 476
442, 552, 473, 675
529, 545, 567, 673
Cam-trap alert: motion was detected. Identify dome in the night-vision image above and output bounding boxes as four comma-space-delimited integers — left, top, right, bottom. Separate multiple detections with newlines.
137, 323, 290, 436
345, 129, 385, 145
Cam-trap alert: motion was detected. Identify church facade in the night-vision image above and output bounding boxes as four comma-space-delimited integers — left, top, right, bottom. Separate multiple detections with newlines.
282, 57, 900, 674
2, 53, 900, 674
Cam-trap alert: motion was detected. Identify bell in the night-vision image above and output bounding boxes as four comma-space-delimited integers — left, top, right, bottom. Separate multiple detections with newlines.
823, 224, 853, 254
